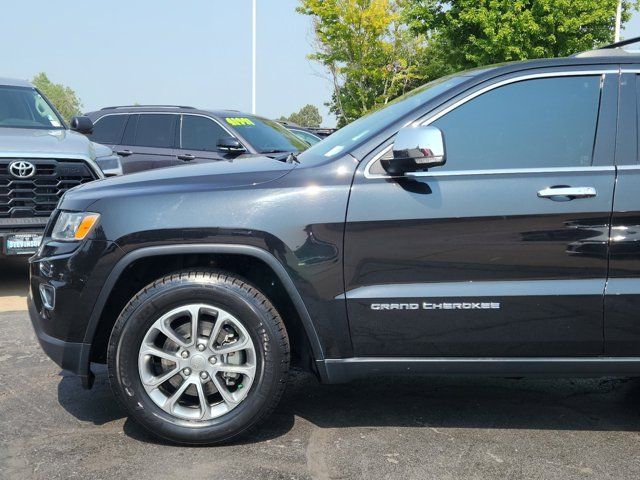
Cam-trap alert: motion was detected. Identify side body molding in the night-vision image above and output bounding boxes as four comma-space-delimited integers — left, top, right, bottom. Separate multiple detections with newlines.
79, 244, 328, 382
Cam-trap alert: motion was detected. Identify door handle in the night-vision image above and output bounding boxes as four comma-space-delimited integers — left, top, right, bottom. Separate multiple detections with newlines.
116, 149, 133, 157
177, 154, 196, 161
537, 186, 597, 200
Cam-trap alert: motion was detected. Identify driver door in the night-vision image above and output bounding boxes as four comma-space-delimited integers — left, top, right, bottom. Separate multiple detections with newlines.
344, 70, 618, 357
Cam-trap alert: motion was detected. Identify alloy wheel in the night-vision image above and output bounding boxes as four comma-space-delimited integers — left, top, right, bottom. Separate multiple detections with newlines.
137, 303, 257, 422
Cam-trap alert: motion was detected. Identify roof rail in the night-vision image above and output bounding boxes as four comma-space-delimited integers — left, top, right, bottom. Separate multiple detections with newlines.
598, 35, 640, 50
100, 105, 195, 110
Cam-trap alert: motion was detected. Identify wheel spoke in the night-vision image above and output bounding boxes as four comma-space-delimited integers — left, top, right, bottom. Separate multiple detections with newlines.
211, 374, 239, 406
164, 377, 192, 411
186, 304, 201, 346
140, 345, 177, 363
215, 363, 255, 382
157, 320, 189, 349
143, 366, 180, 388
194, 380, 209, 420
212, 335, 250, 355
207, 311, 231, 350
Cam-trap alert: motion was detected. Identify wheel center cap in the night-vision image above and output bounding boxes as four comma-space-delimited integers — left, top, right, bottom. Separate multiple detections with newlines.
190, 354, 206, 371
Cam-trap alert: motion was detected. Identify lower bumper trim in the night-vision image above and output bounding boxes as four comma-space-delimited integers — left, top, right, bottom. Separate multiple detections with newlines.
28, 295, 93, 386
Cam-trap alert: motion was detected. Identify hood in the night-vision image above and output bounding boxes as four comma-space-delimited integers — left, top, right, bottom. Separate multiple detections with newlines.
60, 155, 298, 211
0, 127, 100, 160
91, 141, 113, 158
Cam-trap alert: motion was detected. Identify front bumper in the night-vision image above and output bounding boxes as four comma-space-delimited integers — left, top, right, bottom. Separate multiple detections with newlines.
28, 292, 94, 387
28, 239, 122, 388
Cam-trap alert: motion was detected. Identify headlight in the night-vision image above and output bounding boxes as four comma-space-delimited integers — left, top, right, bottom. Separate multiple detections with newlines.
95, 154, 123, 177
51, 212, 101, 242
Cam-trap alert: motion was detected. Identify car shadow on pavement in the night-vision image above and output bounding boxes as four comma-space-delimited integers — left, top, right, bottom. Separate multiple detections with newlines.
58, 366, 640, 445
56, 364, 296, 445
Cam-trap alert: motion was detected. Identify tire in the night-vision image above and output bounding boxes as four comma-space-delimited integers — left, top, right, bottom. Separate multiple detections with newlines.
107, 269, 290, 445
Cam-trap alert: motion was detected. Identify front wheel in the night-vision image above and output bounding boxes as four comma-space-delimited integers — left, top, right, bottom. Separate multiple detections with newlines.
107, 270, 290, 445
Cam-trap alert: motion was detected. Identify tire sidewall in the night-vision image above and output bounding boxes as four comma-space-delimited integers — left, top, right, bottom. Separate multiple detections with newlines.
109, 276, 284, 444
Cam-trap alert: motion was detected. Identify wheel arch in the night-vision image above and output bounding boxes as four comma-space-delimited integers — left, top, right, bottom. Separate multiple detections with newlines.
80, 244, 327, 387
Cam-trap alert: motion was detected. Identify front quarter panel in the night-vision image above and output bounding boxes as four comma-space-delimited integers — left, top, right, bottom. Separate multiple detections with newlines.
89, 155, 359, 358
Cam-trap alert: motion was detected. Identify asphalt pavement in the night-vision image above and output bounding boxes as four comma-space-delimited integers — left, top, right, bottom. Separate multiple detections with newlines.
2, 260, 640, 479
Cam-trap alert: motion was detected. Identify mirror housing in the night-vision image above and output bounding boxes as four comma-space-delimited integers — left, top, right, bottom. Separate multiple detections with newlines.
382, 125, 446, 175
217, 136, 246, 153
70, 116, 94, 135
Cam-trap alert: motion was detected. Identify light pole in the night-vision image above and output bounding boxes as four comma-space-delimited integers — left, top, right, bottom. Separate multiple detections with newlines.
615, 0, 622, 42
252, 0, 257, 114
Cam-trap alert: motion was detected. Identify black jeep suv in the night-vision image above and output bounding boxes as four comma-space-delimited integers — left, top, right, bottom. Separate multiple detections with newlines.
28, 43, 640, 445
84, 106, 309, 174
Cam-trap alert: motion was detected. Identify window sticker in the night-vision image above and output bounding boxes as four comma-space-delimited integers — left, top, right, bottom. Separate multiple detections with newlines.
225, 117, 255, 127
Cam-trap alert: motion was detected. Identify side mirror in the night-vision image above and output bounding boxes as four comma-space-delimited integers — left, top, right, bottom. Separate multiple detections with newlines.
382, 125, 446, 175
217, 136, 246, 153
70, 116, 94, 134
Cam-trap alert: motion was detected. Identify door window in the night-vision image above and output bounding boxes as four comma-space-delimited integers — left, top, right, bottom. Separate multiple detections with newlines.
181, 115, 229, 151
431, 75, 602, 171
89, 115, 127, 144
130, 114, 177, 148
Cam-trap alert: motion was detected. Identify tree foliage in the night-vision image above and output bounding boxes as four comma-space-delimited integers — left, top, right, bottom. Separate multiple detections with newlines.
31, 72, 82, 122
280, 104, 323, 127
298, 0, 430, 126
300, 0, 640, 124
405, 0, 640, 72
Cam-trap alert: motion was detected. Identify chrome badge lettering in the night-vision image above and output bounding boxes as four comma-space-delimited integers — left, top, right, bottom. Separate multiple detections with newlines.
371, 303, 420, 310
423, 302, 500, 310
370, 301, 501, 310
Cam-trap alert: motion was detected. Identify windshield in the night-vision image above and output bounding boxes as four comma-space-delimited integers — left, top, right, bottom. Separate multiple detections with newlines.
224, 115, 309, 153
0, 86, 64, 129
290, 129, 321, 145
302, 74, 468, 159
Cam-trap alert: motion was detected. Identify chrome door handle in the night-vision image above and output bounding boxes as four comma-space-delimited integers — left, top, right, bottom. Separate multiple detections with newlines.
537, 186, 597, 200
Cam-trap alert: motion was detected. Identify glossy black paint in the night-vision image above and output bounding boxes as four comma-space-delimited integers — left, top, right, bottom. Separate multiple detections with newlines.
604, 69, 640, 354
28, 55, 640, 386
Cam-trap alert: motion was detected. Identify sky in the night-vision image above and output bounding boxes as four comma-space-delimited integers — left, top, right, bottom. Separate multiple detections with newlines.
0, 0, 335, 125
2, 2, 640, 128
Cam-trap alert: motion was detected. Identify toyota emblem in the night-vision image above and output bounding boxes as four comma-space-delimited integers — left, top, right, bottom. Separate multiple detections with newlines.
8, 161, 36, 179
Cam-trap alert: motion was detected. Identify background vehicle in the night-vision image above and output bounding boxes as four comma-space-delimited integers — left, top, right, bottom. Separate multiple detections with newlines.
84, 106, 310, 174
0, 77, 120, 257
28, 42, 640, 445
276, 120, 322, 145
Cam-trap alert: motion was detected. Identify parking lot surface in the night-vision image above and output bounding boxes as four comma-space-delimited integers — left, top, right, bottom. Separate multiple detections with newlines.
2, 264, 640, 479
0, 258, 28, 313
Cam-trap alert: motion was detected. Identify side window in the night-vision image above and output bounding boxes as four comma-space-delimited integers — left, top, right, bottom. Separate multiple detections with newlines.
121, 114, 137, 144
431, 76, 602, 171
181, 115, 229, 151
132, 114, 177, 148
89, 115, 127, 144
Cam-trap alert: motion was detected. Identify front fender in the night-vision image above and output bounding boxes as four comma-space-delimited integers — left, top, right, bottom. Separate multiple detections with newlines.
80, 243, 329, 385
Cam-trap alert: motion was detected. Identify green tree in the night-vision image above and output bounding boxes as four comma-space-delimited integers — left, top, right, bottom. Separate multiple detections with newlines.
31, 72, 82, 122
404, 0, 640, 72
280, 104, 323, 127
298, 0, 431, 126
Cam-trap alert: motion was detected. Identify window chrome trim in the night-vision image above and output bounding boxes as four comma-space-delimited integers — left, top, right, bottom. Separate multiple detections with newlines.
364, 69, 618, 180
406, 166, 614, 177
